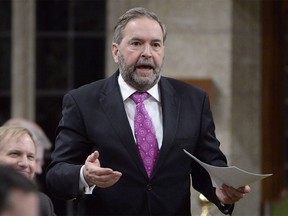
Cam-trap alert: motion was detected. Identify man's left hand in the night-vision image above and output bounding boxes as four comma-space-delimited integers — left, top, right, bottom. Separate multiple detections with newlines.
216, 184, 251, 204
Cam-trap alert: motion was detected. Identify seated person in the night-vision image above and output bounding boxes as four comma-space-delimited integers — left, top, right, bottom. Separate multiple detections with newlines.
0, 125, 56, 216
3, 118, 53, 175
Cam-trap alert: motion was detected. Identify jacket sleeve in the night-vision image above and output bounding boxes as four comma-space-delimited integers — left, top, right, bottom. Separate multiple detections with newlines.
46, 93, 93, 200
191, 93, 234, 215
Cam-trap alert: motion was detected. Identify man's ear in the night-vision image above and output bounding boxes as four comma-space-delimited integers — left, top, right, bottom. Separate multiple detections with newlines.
112, 43, 119, 63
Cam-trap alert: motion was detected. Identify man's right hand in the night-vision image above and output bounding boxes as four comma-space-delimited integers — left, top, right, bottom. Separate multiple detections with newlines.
83, 151, 122, 188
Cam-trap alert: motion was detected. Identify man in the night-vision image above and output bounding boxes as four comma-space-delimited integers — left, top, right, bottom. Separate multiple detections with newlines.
4, 118, 52, 175
0, 126, 56, 216
0, 165, 39, 216
46, 7, 250, 215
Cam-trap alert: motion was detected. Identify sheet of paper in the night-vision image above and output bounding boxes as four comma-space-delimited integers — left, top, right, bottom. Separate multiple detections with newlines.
183, 149, 272, 188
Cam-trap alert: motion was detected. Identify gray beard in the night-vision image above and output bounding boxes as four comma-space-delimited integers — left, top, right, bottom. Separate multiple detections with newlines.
118, 53, 162, 92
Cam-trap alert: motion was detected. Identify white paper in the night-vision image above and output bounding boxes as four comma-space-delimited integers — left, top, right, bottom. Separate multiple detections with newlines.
183, 149, 272, 188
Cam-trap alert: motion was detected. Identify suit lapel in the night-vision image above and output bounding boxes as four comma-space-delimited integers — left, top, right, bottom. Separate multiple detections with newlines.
99, 73, 147, 177
99, 74, 181, 178
151, 78, 180, 176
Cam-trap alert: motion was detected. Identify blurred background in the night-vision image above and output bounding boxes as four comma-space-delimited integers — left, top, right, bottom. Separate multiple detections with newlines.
0, 0, 287, 215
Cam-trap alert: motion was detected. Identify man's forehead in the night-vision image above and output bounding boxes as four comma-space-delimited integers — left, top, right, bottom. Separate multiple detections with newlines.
123, 17, 164, 40
125, 17, 161, 29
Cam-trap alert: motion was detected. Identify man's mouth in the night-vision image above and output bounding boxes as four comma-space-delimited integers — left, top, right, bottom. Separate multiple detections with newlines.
136, 63, 154, 71
19, 170, 30, 177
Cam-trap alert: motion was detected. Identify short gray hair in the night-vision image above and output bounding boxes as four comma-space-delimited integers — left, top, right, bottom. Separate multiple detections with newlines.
112, 7, 167, 44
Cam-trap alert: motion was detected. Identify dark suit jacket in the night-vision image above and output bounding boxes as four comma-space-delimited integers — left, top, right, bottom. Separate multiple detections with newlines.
39, 192, 56, 216
46, 71, 233, 216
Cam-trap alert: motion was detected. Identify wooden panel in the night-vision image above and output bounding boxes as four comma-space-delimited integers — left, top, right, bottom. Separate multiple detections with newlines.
179, 79, 213, 107
261, 0, 286, 205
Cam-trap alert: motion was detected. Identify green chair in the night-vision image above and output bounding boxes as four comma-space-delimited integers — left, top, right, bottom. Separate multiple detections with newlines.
271, 191, 288, 216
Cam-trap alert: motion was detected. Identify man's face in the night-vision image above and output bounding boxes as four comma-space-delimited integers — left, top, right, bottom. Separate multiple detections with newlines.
0, 134, 36, 180
112, 17, 165, 91
1, 189, 39, 216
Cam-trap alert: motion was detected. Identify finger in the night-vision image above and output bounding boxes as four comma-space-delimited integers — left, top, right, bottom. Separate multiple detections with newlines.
93, 171, 122, 188
225, 185, 246, 200
96, 168, 115, 176
113, 171, 122, 177
221, 188, 235, 204
222, 185, 242, 203
96, 172, 121, 182
84, 167, 114, 186
86, 151, 99, 163
237, 185, 251, 193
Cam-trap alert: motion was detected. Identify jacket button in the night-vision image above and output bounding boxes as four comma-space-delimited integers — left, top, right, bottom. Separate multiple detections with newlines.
147, 184, 152, 191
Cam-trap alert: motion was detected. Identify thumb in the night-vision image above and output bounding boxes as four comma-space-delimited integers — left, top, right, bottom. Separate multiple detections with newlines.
86, 151, 99, 163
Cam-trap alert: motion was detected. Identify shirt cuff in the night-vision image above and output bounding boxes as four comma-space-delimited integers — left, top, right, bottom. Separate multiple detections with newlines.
79, 165, 96, 194
218, 202, 234, 215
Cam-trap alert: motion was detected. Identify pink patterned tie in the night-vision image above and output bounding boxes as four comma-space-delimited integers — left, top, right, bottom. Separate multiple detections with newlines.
130, 92, 159, 177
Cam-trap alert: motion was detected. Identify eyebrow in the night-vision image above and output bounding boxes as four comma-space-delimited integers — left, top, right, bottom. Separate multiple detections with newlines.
8, 149, 35, 155
129, 37, 163, 44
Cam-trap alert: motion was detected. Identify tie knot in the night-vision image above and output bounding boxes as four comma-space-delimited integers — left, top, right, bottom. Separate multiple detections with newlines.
130, 92, 149, 104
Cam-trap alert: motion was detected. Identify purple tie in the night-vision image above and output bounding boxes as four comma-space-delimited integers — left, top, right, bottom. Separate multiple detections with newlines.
130, 92, 159, 177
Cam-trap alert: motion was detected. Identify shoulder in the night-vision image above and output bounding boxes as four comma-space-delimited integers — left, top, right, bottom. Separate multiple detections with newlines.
38, 191, 52, 201
65, 72, 119, 100
160, 76, 207, 97
70, 78, 109, 96
38, 192, 56, 216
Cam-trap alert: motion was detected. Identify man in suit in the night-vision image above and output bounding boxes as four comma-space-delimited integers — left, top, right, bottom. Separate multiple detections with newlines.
0, 126, 56, 216
46, 7, 250, 215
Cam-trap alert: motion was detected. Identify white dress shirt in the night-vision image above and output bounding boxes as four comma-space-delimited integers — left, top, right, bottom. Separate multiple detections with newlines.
118, 74, 163, 148
79, 73, 163, 193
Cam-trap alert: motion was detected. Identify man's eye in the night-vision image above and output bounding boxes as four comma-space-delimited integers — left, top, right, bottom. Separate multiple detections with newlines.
131, 41, 141, 46
28, 155, 35, 161
152, 43, 161, 48
152, 43, 162, 50
9, 152, 19, 157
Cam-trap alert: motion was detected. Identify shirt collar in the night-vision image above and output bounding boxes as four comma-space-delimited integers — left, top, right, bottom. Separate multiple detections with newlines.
118, 73, 161, 102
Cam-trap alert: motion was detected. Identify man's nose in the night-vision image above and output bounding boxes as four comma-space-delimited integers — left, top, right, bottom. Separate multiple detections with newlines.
141, 44, 152, 58
17, 156, 29, 167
